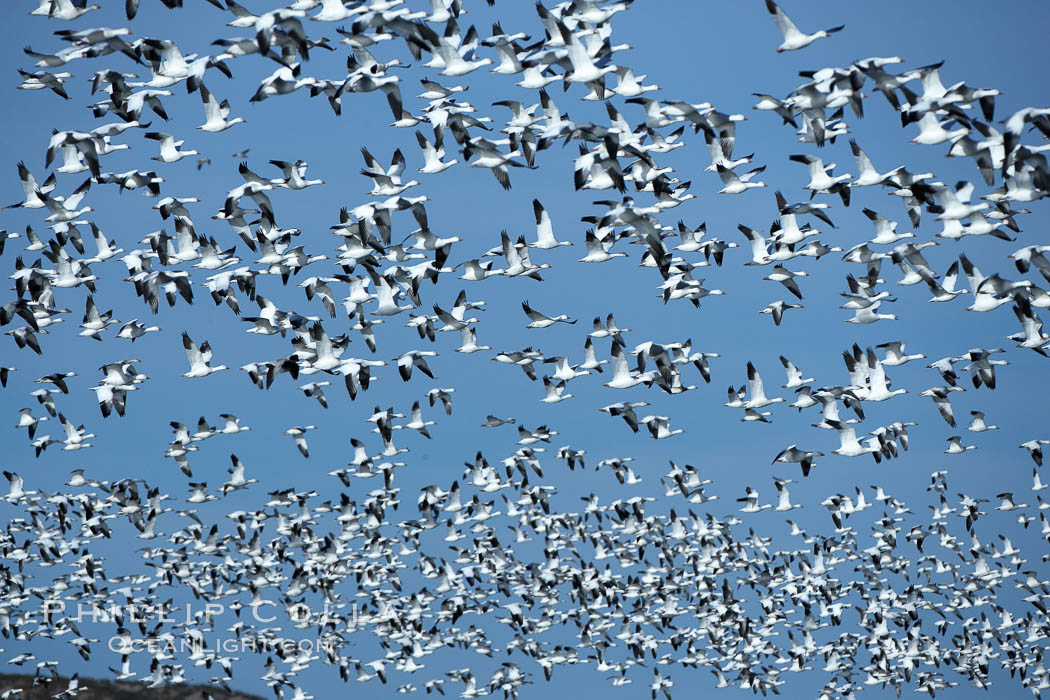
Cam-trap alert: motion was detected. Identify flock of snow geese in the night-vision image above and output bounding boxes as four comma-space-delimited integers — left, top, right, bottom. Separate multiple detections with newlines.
3, 0, 1050, 698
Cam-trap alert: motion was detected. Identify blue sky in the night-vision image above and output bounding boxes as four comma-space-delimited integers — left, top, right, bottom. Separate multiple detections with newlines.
1, 1, 1049, 698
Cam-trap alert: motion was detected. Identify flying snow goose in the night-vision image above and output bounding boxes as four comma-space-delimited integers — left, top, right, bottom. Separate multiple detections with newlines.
197, 84, 246, 132
578, 230, 628, 263
967, 411, 998, 432
919, 261, 966, 303
744, 362, 784, 409
528, 199, 571, 249
760, 300, 803, 326
875, 341, 924, 366
463, 138, 530, 190
716, 164, 766, 194
145, 132, 200, 163
396, 350, 437, 381
604, 341, 651, 389
763, 265, 807, 299
945, 436, 976, 455
846, 301, 897, 324
737, 486, 770, 513
862, 209, 914, 246
849, 140, 903, 187
772, 445, 823, 477
181, 331, 229, 378
765, 0, 843, 52
789, 154, 851, 205
481, 415, 515, 428
455, 326, 491, 354
78, 296, 115, 340
117, 319, 161, 341
16, 408, 48, 439
641, 415, 683, 440
271, 159, 325, 190
779, 355, 812, 388
540, 377, 573, 403
921, 386, 965, 427
522, 301, 575, 328
221, 454, 258, 493
284, 426, 316, 457
829, 420, 876, 458
415, 128, 457, 174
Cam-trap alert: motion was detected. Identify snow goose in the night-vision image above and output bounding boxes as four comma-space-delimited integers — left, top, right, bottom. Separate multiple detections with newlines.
197, 84, 246, 132
144, 132, 199, 163
117, 319, 161, 341
396, 401, 434, 438
40, 0, 101, 20
737, 486, 770, 513
455, 326, 490, 354
284, 426, 316, 457
741, 408, 772, 423
760, 300, 802, 326
216, 414, 250, 435
610, 66, 658, 98
828, 420, 875, 458
604, 341, 651, 389
765, 0, 843, 52
876, 341, 925, 366
415, 128, 457, 174
521, 301, 575, 328
862, 209, 914, 246
861, 349, 907, 402
463, 138, 530, 190
541, 377, 573, 403
846, 301, 897, 324
763, 265, 807, 299
222, 455, 258, 494
773, 478, 802, 511
271, 159, 325, 190
554, 22, 617, 85
599, 401, 649, 433
311, 0, 365, 22
752, 92, 799, 126
578, 230, 627, 263
6, 162, 56, 209
849, 140, 903, 187
58, 413, 94, 451
789, 154, 851, 205
428, 33, 494, 77
578, 337, 608, 374
181, 332, 228, 378
1010, 297, 1050, 354
481, 415, 515, 428
456, 257, 503, 281
945, 436, 976, 455
909, 113, 968, 146
779, 356, 812, 388
702, 128, 753, 172
641, 415, 683, 440
716, 164, 766, 194
744, 362, 784, 409
931, 182, 989, 221
16, 408, 48, 439
78, 296, 115, 340
921, 386, 964, 427
528, 199, 571, 249
1020, 439, 1050, 467
85, 223, 124, 264
396, 350, 437, 381
967, 410, 998, 432
919, 261, 965, 302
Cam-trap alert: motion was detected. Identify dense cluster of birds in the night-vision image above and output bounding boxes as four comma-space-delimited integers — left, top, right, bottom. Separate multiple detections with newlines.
2, 0, 1050, 698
